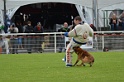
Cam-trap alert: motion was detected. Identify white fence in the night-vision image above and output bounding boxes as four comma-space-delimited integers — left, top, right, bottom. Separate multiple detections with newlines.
94, 31, 124, 51
0, 31, 124, 54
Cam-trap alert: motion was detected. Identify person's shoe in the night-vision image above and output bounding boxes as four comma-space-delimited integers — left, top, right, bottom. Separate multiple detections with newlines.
66, 64, 72, 67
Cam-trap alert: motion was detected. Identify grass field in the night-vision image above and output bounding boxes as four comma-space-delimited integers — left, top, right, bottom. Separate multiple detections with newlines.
0, 52, 124, 82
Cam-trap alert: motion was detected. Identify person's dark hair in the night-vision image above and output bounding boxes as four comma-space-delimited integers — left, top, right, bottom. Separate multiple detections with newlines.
74, 16, 82, 21
12, 23, 15, 27
27, 21, 31, 24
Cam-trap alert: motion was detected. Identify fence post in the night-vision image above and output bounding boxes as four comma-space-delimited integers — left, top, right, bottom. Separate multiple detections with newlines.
54, 33, 57, 53
102, 32, 104, 51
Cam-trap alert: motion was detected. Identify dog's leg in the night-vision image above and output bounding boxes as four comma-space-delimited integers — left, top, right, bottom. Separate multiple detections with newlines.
89, 58, 94, 67
82, 63, 86, 66
89, 63, 92, 67
89, 62, 93, 67
78, 62, 85, 66
73, 59, 79, 66
76, 60, 85, 66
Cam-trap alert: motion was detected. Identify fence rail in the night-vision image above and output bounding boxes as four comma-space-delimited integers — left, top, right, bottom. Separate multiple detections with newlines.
0, 31, 124, 54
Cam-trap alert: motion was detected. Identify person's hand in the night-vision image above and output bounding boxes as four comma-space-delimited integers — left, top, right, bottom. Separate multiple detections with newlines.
61, 35, 64, 38
10, 26, 13, 30
119, 19, 122, 22
64, 32, 68, 37
113, 20, 116, 23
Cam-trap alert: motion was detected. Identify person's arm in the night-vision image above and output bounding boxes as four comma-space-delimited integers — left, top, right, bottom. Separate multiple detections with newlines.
83, 23, 94, 37
88, 25, 94, 37
109, 18, 112, 24
1, 30, 7, 37
7, 28, 11, 33
15, 27, 19, 33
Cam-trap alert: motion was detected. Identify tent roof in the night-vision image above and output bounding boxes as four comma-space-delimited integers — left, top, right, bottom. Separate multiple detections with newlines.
0, 0, 124, 10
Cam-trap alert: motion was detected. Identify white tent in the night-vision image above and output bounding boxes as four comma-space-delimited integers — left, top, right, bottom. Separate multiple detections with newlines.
0, 0, 124, 28
0, 0, 124, 10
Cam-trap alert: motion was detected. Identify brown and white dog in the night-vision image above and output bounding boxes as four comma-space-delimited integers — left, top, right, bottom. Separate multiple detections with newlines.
73, 46, 94, 67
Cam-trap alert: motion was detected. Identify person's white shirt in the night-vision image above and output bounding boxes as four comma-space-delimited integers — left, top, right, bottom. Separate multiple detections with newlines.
68, 23, 94, 43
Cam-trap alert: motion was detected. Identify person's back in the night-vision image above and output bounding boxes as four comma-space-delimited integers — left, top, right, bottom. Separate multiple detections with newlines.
57, 22, 69, 53
7, 24, 18, 54
34, 22, 44, 53
69, 23, 93, 43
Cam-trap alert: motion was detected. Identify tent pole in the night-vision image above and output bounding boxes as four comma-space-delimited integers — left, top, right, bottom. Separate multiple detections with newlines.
3, 0, 7, 25
92, 0, 98, 30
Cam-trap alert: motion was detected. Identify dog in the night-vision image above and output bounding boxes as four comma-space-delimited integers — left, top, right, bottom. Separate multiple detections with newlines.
73, 46, 94, 67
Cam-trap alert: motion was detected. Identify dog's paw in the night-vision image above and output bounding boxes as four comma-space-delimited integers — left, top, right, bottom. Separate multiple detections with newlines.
76, 65, 82, 66
90, 64, 92, 67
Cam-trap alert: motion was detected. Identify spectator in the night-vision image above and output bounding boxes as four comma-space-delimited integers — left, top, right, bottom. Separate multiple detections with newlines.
119, 12, 124, 30
58, 22, 70, 53
23, 21, 28, 33
0, 37, 3, 54
0, 36, 3, 54
16, 22, 23, 33
44, 34, 50, 47
16, 22, 23, 49
8, 23, 18, 54
0, 22, 9, 54
62, 16, 82, 61
109, 14, 118, 31
5, 16, 11, 33
0, 22, 4, 54
34, 22, 44, 53
90, 24, 97, 49
24, 21, 34, 54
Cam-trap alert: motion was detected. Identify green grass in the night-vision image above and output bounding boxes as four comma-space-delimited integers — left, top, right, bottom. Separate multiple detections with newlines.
0, 52, 124, 82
